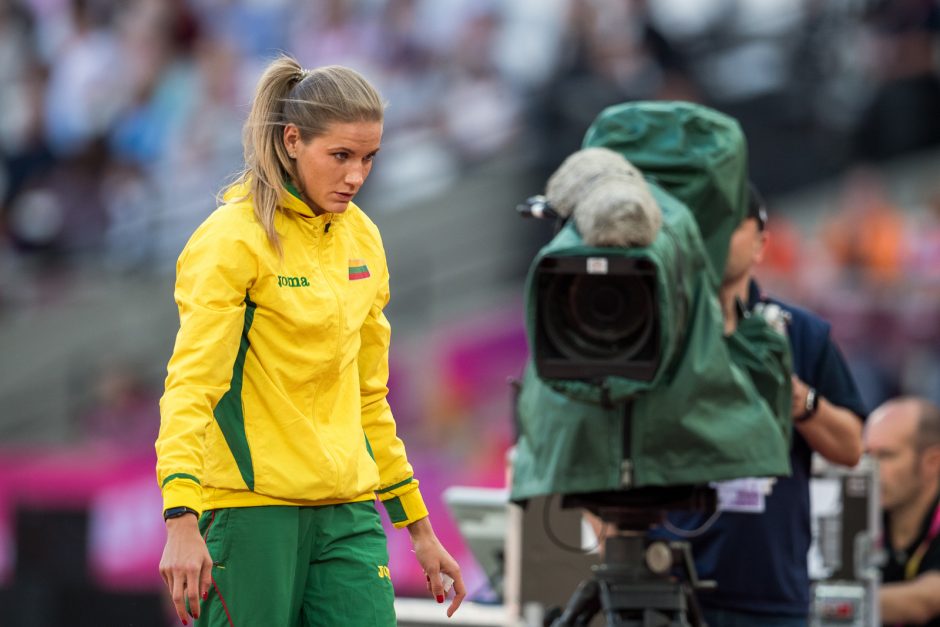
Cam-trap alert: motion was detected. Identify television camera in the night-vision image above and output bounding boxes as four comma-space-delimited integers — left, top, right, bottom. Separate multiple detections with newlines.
511, 102, 795, 626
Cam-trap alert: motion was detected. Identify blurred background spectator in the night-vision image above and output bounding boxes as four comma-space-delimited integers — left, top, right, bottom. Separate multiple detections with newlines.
0, 0, 939, 624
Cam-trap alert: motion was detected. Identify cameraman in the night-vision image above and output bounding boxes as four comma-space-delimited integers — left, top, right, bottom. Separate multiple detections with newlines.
865, 397, 940, 627
665, 184, 867, 626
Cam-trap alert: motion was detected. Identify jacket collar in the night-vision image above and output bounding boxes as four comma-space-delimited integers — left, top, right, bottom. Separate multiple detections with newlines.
747, 278, 764, 308
282, 180, 317, 218
224, 178, 348, 226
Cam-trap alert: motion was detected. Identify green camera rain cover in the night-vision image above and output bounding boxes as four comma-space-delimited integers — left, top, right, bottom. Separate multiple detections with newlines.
511, 102, 792, 501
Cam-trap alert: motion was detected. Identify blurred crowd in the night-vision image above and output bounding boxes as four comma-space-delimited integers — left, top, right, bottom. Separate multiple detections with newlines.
0, 0, 933, 270
757, 163, 940, 413
0, 0, 557, 282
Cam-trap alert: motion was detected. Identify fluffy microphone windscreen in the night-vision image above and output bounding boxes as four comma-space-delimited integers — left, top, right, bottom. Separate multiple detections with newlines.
545, 147, 629, 218
545, 147, 661, 247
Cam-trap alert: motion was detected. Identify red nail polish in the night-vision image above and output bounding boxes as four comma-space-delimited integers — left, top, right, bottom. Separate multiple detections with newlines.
182, 620, 188, 626
202, 591, 208, 601
436, 594, 444, 603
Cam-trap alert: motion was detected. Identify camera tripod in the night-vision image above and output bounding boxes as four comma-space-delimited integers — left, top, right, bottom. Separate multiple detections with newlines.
549, 489, 716, 627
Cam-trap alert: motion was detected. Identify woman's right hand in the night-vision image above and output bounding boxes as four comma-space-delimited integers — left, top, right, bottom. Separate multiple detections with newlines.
159, 515, 213, 625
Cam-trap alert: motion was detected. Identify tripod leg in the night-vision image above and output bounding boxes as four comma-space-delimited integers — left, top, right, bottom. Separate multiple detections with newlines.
682, 583, 707, 627
550, 579, 601, 627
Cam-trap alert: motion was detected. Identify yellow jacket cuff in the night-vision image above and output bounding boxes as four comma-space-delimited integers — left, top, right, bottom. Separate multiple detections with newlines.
161, 475, 203, 516
379, 484, 428, 529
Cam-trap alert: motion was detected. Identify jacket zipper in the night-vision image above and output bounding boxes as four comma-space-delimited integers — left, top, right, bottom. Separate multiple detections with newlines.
318, 218, 344, 375
309, 216, 343, 479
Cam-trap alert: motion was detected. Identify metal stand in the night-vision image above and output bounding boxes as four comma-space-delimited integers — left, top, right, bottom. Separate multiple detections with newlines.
550, 491, 717, 627
551, 533, 709, 626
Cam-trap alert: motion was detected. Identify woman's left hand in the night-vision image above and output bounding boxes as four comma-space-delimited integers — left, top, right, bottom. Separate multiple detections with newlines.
407, 517, 466, 617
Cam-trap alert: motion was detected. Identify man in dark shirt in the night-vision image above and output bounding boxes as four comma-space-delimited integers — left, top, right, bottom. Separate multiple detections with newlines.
865, 397, 940, 626
662, 185, 867, 626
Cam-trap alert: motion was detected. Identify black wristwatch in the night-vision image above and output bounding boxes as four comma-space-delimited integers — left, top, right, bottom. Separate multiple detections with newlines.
795, 387, 819, 423
163, 506, 199, 521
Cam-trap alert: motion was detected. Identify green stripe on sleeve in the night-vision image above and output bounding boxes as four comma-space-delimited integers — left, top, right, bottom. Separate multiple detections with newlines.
383, 497, 407, 524
162, 473, 201, 488
213, 294, 257, 490
376, 477, 413, 494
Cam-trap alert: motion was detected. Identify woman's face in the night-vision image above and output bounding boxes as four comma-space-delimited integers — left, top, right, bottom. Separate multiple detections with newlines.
284, 120, 382, 216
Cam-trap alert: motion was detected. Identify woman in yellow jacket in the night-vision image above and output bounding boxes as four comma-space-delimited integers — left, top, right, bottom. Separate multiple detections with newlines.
155, 55, 465, 626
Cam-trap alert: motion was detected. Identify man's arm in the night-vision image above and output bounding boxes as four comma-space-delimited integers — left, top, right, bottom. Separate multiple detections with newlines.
880, 572, 940, 624
791, 376, 862, 467
789, 330, 867, 467
791, 375, 863, 467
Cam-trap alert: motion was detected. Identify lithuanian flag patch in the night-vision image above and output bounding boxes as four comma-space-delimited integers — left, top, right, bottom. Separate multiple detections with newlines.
348, 259, 371, 280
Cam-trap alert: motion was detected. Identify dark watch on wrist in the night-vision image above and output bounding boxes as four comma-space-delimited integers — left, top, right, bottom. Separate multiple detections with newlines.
163, 506, 198, 521
796, 387, 819, 423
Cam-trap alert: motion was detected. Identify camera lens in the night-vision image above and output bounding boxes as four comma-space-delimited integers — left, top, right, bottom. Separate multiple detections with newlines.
543, 273, 655, 361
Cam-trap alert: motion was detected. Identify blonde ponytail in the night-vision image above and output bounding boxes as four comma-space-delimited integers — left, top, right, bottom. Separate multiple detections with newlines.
229, 54, 384, 252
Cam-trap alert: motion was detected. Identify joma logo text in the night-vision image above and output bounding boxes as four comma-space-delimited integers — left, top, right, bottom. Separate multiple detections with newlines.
277, 276, 310, 287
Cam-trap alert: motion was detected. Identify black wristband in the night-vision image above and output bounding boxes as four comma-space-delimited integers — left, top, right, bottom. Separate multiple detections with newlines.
795, 387, 819, 423
163, 506, 198, 521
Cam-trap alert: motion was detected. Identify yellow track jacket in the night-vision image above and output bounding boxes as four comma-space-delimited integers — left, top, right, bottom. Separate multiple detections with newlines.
156, 184, 427, 528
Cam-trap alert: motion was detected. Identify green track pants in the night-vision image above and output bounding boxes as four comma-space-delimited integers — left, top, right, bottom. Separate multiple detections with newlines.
193, 502, 396, 627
